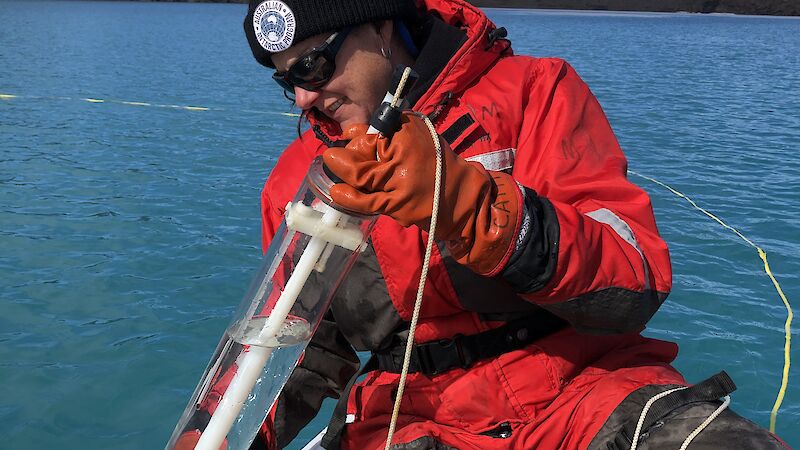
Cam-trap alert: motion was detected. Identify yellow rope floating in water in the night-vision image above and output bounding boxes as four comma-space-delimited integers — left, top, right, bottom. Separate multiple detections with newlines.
629, 170, 793, 433
0, 92, 300, 117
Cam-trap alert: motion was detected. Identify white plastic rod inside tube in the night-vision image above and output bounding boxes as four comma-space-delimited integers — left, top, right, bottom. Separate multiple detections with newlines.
195, 208, 344, 450
193, 71, 408, 448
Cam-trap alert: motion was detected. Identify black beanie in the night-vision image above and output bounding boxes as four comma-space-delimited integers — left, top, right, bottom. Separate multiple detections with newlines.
244, 0, 418, 69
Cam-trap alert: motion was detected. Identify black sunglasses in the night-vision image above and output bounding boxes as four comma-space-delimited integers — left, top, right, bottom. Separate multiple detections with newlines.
272, 28, 352, 93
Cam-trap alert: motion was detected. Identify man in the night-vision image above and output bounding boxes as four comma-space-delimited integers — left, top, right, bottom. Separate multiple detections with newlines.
231, 0, 789, 448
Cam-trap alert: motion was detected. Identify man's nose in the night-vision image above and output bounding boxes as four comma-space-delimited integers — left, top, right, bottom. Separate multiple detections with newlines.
293, 87, 321, 110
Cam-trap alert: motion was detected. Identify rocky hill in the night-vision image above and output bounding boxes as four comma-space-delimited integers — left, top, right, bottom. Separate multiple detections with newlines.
149, 0, 799, 16
469, 0, 799, 16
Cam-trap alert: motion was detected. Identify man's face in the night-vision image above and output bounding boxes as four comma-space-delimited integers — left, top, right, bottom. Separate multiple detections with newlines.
271, 23, 395, 131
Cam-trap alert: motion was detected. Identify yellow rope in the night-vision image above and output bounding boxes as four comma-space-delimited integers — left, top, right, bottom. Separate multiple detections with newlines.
629, 170, 793, 433
0, 92, 300, 117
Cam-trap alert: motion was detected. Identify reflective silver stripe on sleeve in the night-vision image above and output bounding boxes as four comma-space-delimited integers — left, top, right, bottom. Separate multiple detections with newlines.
465, 148, 516, 172
585, 208, 651, 290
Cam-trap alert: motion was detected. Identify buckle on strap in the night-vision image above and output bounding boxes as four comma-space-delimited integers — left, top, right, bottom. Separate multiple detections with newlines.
412, 334, 477, 376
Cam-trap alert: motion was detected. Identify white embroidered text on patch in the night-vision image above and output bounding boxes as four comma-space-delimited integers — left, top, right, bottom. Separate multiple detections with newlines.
252, 0, 296, 53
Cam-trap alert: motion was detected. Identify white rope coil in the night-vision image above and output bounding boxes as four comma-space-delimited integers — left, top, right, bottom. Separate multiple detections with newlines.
630, 387, 688, 450
679, 395, 730, 450
630, 387, 731, 450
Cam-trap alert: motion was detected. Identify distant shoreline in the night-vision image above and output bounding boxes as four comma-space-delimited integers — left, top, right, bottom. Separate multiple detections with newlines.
469, 0, 798, 17
118, 0, 800, 17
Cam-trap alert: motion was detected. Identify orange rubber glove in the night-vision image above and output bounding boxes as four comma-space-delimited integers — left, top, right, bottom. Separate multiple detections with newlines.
323, 113, 522, 276
173, 430, 226, 450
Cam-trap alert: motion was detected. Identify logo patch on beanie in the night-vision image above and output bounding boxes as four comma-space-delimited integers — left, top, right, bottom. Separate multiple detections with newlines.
252, 0, 296, 53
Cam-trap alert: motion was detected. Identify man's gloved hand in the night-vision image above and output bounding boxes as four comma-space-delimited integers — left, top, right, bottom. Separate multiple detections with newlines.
323, 112, 523, 276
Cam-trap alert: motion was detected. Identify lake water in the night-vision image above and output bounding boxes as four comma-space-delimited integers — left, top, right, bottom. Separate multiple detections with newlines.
0, 2, 798, 448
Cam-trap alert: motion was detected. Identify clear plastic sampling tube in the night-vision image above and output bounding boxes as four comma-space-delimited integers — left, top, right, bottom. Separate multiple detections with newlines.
165, 159, 377, 450
167, 65, 417, 450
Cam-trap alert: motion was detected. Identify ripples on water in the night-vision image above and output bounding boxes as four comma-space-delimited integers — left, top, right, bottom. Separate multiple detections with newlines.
0, 3, 798, 449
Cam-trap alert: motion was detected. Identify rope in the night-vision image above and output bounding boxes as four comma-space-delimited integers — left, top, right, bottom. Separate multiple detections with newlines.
630, 388, 730, 450
629, 387, 688, 450
679, 395, 731, 450
383, 111, 443, 450
390, 69, 412, 109
0, 92, 301, 117
629, 170, 793, 433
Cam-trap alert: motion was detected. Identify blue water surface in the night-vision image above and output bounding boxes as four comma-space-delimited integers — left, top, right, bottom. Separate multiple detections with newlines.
0, 2, 798, 449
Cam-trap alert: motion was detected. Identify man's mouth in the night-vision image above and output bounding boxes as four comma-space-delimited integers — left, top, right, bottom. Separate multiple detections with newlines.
328, 98, 345, 113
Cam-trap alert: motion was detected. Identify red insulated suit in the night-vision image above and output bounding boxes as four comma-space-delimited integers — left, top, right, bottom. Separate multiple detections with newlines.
258, 0, 686, 448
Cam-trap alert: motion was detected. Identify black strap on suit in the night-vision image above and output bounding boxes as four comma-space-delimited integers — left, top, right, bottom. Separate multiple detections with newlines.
321, 313, 567, 449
